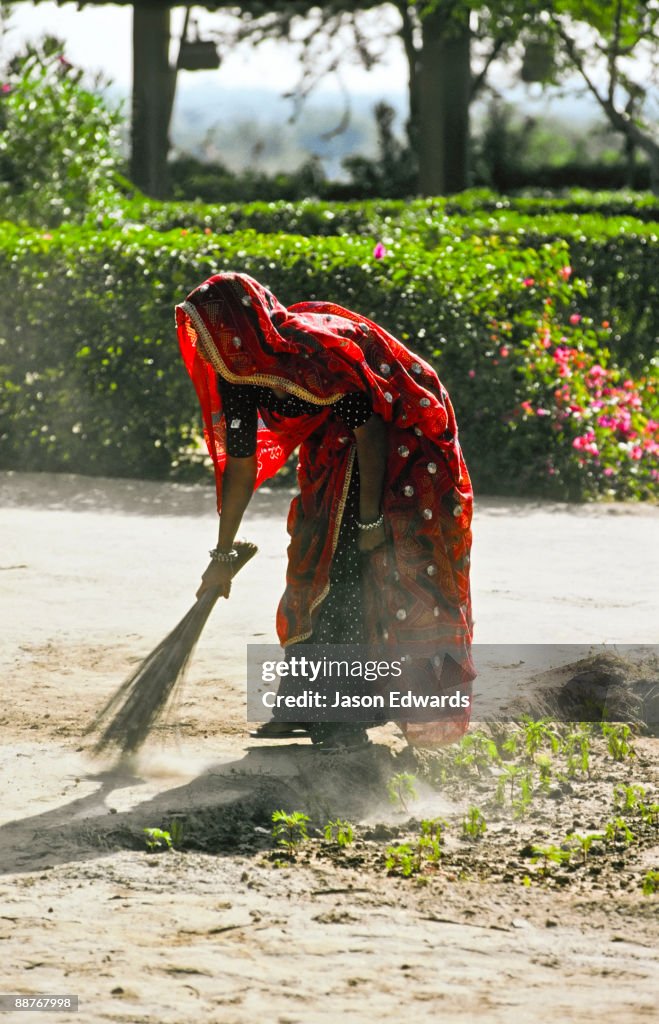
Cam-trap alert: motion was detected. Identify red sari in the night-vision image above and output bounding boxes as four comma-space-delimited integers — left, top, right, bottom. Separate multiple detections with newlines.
175, 272, 474, 745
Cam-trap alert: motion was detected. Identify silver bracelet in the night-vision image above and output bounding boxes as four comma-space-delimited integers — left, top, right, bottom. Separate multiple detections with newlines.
209, 546, 239, 564
356, 512, 384, 531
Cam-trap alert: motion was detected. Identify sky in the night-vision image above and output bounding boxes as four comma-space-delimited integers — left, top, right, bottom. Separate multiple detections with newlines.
2, 1, 408, 95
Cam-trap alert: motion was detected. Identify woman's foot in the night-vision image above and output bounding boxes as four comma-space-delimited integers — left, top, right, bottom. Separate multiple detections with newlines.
250, 721, 311, 739
308, 723, 371, 748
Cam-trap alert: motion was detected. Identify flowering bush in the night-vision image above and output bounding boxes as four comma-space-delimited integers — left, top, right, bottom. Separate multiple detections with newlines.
0, 37, 121, 226
484, 267, 657, 500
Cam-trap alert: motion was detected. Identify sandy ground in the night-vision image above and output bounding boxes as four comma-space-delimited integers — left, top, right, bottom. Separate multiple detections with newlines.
1, 471, 657, 1024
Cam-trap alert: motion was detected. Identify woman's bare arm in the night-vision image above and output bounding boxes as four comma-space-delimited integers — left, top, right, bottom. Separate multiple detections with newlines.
197, 454, 257, 598
353, 414, 387, 551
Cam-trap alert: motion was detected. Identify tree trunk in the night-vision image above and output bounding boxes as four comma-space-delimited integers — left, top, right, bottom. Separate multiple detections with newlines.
417, 6, 471, 196
130, 3, 174, 198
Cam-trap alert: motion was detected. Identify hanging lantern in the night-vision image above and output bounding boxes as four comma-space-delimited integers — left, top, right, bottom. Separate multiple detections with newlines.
521, 40, 554, 84
177, 38, 220, 71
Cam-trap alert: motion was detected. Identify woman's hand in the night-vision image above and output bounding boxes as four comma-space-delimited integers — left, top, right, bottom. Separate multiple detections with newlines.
196, 559, 233, 600
358, 521, 386, 553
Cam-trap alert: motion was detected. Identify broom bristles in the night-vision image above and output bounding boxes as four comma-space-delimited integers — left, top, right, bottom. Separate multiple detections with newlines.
87, 541, 258, 756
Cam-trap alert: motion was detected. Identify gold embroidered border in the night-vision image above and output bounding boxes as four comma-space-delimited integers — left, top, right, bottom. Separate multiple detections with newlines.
177, 300, 345, 406
284, 445, 356, 647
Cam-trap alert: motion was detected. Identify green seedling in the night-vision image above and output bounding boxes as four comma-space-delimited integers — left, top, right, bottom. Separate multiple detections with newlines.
641, 870, 659, 895
271, 810, 310, 855
462, 806, 487, 839
521, 716, 560, 759
536, 754, 553, 792
601, 723, 635, 761
385, 842, 418, 877
385, 819, 447, 877
640, 802, 659, 826
143, 827, 172, 852
495, 764, 534, 816
604, 818, 635, 846
387, 772, 419, 813
323, 819, 355, 848
530, 844, 572, 877
613, 783, 646, 814
563, 727, 592, 777
453, 731, 500, 775
566, 831, 604, 865
417, 817, 448, 866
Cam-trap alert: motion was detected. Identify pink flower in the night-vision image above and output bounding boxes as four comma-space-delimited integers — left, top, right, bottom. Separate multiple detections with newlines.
520, 400, 534, 415
0, 83, 11, 95
499, 347, 510, 358
538, 328, 552, 349
522, 277, 535, 287
597, 415, 616, 429
537, 408, 550, 417
373, 242, 387, 260
588, 364, 607, 379
603, 468, 615, 477
558, 265, 572, 281
630, 446, 643, 460
569, 313, 581, 325
468, 369, 476, 379
42, 233, 53, 240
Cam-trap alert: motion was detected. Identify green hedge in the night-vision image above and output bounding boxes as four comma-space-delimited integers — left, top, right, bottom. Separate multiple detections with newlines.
0, 222, 656, 499
95, 192, 658, 369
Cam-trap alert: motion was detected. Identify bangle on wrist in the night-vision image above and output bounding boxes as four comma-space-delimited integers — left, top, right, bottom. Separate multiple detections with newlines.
356, 512, 384, 531
209, 546, 239, 564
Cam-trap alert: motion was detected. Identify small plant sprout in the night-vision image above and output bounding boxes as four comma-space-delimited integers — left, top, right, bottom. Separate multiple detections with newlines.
323, 819, 355, 848
640, 802, 659, 826
563, 727, 592, 777
604, 818, 635, 846
453, 731, 500, 775
271, 810, 310, 856
536, 754, 553, 792
385, 819, 447, 878
613, 783, 646, 814
520, 716, 560, 760
566, 831, 604, 865
417, 817, 448, 866
385, 842, 418, 878
143, 827, 172, 852
530, 844, 572, 877
601, 723, 635, 762
641, 870, 659, 896
387, 772, 419, 813
462, 807, 487, 839
495, 763, 534, 816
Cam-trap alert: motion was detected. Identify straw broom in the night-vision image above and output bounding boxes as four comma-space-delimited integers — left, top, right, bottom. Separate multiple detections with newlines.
86, 541, 258, 756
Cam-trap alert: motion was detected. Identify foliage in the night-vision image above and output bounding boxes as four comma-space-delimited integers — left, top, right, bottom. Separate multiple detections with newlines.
462, 806, 487, 839
601, 723, 636, 761
642, 869, 659, 895
323, 819, 355, 847
565, 830, 604, 865
271, 809, 310, 854
385, 817, 447, 877
0, 37, 122, 226
530, 843, 572, 876
386, 772, 419, 812
0, 214, 655, 497
143, 827, 172, 852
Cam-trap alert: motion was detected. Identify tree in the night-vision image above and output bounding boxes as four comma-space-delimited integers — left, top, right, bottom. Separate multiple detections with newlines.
548, 1, 659, 191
